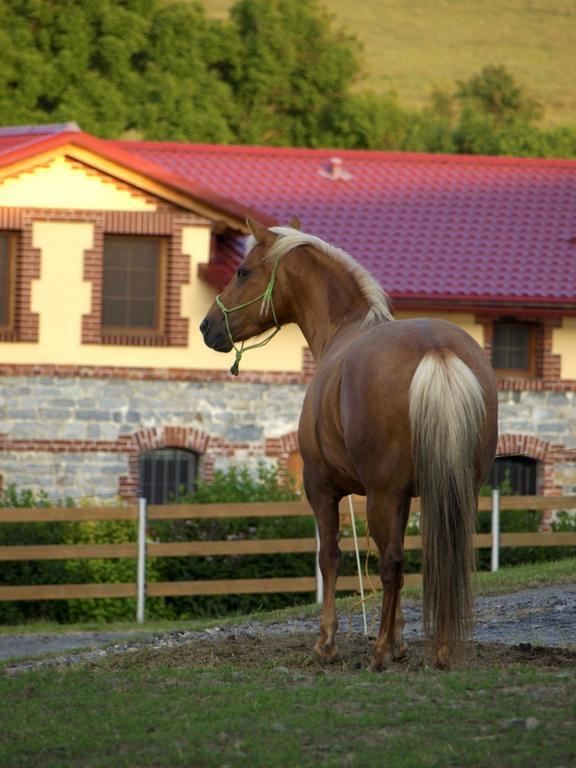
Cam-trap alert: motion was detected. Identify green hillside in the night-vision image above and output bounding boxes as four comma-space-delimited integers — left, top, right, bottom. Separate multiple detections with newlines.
205, 0, 576, 127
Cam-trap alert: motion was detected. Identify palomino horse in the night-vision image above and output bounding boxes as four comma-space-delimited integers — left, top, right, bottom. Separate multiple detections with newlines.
200, 217, 498, 670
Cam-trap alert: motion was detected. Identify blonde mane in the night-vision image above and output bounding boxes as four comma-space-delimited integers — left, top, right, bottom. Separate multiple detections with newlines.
247, 227, 394, 325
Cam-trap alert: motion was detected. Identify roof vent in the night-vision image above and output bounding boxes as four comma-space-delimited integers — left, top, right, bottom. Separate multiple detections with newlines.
318, 156, 352, 181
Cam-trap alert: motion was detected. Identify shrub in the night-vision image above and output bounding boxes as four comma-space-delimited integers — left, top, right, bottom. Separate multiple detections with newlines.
148, 464, 322, 618
0, 485, 71, 624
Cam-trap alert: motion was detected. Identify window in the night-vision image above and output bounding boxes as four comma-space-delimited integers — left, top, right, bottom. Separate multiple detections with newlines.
492, 322, 536, 376
102, 236, 165, 333
0, 232, 15, 330
490, 456, 537, 494
140, 448, 198, 504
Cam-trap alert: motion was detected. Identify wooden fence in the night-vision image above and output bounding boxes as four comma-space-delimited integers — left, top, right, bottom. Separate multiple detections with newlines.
0, 495, 575, 620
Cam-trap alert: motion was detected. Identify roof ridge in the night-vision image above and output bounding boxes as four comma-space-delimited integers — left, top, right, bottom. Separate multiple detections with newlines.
114, 138, 576, 168
0, 122, 81, 137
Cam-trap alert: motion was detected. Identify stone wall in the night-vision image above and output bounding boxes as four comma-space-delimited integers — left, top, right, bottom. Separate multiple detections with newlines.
0, 375, 306, 501
1, 375, 575, 500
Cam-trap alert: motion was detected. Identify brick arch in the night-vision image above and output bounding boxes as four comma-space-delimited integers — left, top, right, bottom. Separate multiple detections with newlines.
119, 426, 213, 500
265, 431, 301, 484
495, 433, 569, 498
496, 433, 552, 461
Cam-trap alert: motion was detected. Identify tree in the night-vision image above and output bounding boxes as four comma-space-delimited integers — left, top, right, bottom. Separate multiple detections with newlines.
225, 0, 362, 146
455, 64, 543, 125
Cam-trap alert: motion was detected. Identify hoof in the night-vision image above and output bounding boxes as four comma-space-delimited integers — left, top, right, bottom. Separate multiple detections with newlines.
434, 648, 451, 670
393, 641, 408, 661
314, 640, 340, 663
370, 650, 392, 672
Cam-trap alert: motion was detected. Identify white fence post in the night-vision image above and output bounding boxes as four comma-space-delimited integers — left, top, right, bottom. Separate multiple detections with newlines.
137, 497, 147, 623
315, 524, 324, 604
348, 495, 368, 636
491, 488, 500, 573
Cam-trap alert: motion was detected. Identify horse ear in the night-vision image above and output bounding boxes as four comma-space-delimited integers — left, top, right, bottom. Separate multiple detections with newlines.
246, 217, 275, 245
289, 215, 301, 230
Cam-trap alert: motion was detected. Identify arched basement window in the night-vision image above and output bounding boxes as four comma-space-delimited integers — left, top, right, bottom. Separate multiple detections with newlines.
139, 448, 199, 504
489, 455, 537, 495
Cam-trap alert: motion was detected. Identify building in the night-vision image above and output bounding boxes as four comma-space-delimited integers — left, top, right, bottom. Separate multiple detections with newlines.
0, 123, 575, 506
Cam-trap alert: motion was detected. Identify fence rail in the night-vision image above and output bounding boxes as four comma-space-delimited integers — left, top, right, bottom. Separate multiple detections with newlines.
1, 494, 575, 620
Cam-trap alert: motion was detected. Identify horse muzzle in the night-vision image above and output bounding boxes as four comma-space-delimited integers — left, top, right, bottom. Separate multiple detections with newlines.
199, 315, 233, 353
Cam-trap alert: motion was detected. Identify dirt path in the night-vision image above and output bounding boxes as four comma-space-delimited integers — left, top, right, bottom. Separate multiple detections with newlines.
1, 584, 574, 673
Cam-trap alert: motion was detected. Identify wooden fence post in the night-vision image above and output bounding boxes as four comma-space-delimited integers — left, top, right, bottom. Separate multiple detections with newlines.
137, 498, 147, 623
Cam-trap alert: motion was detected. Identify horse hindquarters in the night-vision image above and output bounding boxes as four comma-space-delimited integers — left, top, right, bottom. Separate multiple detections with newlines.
409, 352, 486, 668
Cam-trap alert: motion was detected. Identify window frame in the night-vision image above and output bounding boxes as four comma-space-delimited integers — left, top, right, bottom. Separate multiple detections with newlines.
101, 234, 168, 338
491, 321, 537, 378
0, 231, 16, 333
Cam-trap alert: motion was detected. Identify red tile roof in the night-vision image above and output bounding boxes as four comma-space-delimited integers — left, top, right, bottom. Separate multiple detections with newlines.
0, 124, 575, 309
115, 141, 576, 309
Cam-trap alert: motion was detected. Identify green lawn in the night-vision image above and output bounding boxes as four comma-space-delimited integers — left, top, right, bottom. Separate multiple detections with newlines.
1, 559, 574, 766
204, 0, 576, 127
0, 663, 574, 767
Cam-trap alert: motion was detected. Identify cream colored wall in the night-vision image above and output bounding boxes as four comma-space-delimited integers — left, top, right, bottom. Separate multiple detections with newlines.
0, 222, 307, 372
395, 310, 484, 346
0, 156, 156, 211
553, 318, 576, 379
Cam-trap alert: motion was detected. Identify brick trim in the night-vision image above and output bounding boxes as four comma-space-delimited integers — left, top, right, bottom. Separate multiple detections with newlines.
302, 347, 315, 383
265, 431, 300, 481
0, 426, 275, 501
0, 203, 208, 347
82, 211, 201, 347
496, 432, 576, 502
0, 363, 308, 384
0, 210, 41, 342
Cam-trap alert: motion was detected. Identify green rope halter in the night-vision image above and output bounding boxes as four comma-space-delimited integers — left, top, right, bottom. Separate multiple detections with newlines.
215, 255, 282, 376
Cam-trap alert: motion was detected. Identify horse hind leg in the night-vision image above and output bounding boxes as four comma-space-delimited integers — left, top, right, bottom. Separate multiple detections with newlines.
304, 467, 341, 663
367, 491, 410, 671
394, 598, 408, 660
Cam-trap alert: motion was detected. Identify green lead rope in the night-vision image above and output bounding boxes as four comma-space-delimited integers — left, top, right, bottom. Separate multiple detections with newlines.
215, 256, 282, 376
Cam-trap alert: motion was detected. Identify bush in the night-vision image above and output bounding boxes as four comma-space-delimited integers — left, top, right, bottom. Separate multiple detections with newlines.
0, 484, 168, 625
149, 465, 321, 618
0, 485, 72, 624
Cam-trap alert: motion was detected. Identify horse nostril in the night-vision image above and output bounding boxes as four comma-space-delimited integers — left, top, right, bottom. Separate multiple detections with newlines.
200, 318, 210, 334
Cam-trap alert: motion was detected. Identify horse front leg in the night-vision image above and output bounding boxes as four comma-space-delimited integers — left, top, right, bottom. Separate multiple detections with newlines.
304, 466, 342, 663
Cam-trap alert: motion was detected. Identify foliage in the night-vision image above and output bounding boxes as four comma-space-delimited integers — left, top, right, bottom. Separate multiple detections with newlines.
149, 464, 323, 618
0, 485, 71, 624
1, 1, 575, 156
0, 484, 168, 624
63, 518, 167, 623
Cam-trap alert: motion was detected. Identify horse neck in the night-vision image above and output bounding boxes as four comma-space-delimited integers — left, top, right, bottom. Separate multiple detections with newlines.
280, 246, 374, 360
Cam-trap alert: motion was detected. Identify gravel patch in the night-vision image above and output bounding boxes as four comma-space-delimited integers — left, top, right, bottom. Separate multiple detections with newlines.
1, 584, 574, 674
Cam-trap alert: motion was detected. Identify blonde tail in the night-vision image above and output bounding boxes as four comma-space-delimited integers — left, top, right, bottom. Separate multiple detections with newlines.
409, 352, 485, 653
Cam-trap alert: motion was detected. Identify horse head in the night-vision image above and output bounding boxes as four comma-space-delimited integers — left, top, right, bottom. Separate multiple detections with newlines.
200, 216, 300, 373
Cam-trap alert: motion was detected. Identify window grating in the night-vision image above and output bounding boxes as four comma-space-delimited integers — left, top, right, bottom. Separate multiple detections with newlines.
139, 448, 199, 505
492, 323, 533, 372
103, 236, 163, 330
490, 456, 537, 494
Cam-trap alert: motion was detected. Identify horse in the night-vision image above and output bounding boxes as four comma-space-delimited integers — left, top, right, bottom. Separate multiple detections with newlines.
200, 216, 498, 670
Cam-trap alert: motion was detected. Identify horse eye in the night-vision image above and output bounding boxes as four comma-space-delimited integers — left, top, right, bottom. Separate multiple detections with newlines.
237, 268, 250, 279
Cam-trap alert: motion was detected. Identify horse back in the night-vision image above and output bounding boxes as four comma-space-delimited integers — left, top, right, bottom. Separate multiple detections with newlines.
300, 318, 497, 495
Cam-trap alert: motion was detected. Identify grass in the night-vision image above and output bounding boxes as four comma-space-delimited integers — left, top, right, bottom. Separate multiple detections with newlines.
1, 559, 574, 765
0, 558, 573, 636
0, 663, 574, 767
204, 0, 576, 127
